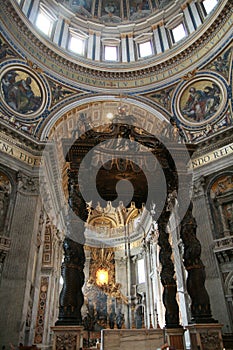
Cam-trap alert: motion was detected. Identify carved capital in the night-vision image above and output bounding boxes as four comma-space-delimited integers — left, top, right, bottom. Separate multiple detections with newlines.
17, 172, 39, 194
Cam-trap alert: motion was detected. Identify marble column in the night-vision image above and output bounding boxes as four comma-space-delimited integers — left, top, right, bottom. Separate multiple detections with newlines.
56, 169, 88, 325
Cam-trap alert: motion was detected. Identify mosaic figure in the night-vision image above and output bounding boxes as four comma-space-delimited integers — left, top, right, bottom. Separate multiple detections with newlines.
1, 70, 42, 114
181, 83, 221, 122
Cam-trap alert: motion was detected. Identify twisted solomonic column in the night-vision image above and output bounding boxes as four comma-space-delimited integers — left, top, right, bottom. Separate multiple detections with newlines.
180, 202, 216, 323
157, 210, 180, 328
56, 169, 88, 325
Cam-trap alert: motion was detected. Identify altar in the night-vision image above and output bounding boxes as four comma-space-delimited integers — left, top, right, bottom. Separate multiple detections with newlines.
101, 329, 164, 350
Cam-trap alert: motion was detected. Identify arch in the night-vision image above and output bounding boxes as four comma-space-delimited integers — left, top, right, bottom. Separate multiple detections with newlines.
39, 95, 169, 140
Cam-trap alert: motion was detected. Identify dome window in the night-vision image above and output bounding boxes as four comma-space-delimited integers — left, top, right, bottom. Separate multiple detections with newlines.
138, 41, 153, 58
69, 36, 85, 56
68, 29, 88, 56
134, 33, 153, 59
102, 38, 120, 62
35, 4, 56, 38
104, 45, 118, 61
202, 0, 218, 15
171, 23, 187, 43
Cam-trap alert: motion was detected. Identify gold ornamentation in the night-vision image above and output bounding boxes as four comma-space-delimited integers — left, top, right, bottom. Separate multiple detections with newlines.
182, 69, 197, 81
87, 246, 128, 303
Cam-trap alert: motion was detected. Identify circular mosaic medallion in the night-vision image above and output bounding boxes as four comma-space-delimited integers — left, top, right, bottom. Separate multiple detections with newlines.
0, 65, 46, 118
175, 75, 227, 127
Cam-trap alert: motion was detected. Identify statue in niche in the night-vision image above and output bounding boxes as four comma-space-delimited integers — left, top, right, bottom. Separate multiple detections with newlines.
0, 173, 11, 234
83, 302, 97, 331
116, 309, 124, 329
108, 303, 116, 329
135, 305, 143, 329
209, 175, 233, 238
223, 203, 233, 233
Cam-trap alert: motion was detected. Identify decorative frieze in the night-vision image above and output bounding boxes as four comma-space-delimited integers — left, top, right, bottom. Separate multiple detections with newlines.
34, 276, 49, 344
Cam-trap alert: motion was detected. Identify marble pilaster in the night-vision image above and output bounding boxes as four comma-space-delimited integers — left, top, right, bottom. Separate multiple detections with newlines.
189, 2, 202, 27
192, 177, 230, 330
152, 26, 162, 54
121, 35, 127, 63
0, 172, 42, 346
159, 24, 169, 51
183, 6, 195, 33
53, 16, 65, 45
95, 32, 101, 61
28, 0, 40, 23
87, 30, 94, 59
60, 20, 70, 49
128, 34, 135, 62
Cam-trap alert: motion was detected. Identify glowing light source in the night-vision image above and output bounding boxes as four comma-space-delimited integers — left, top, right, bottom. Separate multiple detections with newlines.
96, 268, 108, 286
106, 112, 113, 119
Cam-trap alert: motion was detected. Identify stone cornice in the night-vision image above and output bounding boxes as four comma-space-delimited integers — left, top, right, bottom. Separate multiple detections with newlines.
0, 120, 46, 152
192, 126, 233, 157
